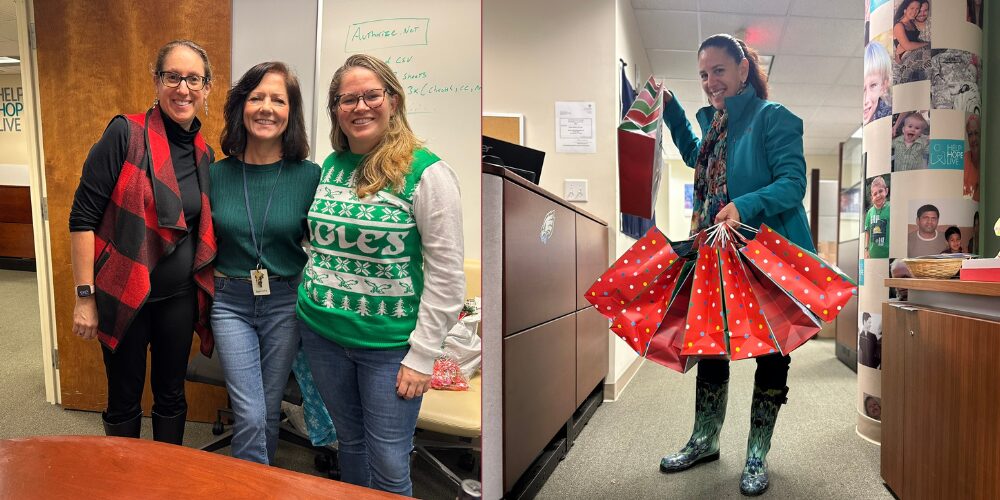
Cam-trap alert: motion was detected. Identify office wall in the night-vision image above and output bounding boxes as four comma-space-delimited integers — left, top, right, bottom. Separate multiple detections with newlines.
231, 0, 318, 144
484, 0, 617, 258
0, 73, 29, 184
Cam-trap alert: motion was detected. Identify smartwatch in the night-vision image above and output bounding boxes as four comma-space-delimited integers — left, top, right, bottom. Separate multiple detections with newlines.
76, 284, 95, 298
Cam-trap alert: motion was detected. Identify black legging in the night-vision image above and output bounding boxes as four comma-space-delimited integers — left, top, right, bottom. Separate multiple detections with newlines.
697, 354, 791, 390
102, 290, 196, 423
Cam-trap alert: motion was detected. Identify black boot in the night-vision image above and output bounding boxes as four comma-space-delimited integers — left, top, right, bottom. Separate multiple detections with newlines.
152, 410, 187, 445
102, 411, 142, 438
660, 378, 728, 473
739, 385, 789, 496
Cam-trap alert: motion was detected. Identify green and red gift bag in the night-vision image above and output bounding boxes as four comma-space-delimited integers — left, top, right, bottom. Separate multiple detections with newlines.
585, 223, 858, 373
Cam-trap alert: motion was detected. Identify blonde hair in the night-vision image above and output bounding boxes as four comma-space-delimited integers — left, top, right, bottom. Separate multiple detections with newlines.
327, 54, 423, 198
864, 42, 891, 85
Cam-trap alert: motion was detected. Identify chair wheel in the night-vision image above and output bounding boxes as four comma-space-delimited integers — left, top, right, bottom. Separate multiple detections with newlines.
212, 421, 225, 436
458, 452, 476, 471
314, 453, 332, 472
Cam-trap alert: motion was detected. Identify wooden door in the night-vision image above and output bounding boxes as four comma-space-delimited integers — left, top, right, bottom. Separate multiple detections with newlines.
34, 0, 231, 421
905, 309, 1000, 500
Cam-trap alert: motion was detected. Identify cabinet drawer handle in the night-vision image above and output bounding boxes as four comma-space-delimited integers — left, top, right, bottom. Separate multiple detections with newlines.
909, 330, 915, 337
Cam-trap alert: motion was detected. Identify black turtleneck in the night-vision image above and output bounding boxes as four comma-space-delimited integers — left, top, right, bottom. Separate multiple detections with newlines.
69, 111, 206, 300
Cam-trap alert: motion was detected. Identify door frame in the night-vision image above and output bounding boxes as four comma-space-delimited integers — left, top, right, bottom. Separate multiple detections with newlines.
15, 0, 60, 404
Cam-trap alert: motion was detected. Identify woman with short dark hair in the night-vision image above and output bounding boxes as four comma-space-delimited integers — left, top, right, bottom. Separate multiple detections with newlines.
209, 61, 320, 464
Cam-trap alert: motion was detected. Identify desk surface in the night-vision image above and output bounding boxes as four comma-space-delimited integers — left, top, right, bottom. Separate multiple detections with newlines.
884, 278, 1000, 297
0, 435, 403, 499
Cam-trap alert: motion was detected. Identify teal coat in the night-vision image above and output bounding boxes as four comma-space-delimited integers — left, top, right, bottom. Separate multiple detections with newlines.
663, 88, 816, 252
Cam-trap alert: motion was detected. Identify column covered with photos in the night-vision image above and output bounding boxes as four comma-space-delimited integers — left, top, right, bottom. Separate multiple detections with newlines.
859, 0, 983, 442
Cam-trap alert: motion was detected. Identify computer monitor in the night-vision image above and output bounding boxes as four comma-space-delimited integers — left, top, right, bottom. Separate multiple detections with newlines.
482, 135, 545, 185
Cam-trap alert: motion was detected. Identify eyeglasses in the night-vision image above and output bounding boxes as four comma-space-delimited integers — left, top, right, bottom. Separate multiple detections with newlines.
333, 88, 390, 112
158, 71, 209, 91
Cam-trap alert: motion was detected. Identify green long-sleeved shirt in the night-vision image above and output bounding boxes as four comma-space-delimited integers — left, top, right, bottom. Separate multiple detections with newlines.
209, 156, 320, 278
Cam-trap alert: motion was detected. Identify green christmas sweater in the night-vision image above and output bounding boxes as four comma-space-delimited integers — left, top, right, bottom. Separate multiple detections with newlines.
296, 149, 439, 351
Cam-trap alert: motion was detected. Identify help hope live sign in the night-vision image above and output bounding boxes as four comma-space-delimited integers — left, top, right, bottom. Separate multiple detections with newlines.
1, 85, 23, 133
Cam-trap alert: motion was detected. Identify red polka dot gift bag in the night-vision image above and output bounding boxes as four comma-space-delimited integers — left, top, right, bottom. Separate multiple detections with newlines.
584, 225, 697, 373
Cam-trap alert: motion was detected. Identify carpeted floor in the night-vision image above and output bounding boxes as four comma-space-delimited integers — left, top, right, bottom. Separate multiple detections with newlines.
537, 339, 893, 499
0, 270, 469, 499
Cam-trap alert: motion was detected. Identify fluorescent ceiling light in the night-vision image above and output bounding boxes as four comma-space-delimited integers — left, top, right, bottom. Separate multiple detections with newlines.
0, 56, 20, 64
758, 55, 773, 77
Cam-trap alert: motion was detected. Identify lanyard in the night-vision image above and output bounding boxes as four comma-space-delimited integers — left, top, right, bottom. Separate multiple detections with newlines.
242, 159, 284, 269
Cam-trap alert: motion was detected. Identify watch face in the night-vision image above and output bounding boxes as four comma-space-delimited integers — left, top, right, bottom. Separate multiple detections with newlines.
76, 285, 93, 298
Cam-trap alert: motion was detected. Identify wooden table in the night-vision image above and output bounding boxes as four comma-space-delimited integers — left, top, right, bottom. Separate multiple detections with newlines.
0, 436, 405, 499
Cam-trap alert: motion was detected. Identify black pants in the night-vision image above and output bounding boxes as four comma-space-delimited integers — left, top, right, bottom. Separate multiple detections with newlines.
102, 291, 196, 423
697, 354, 791, 390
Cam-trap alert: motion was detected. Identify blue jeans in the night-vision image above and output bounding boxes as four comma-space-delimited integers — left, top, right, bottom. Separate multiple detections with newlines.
210, 276, 300, 464
300, 323, 422, 496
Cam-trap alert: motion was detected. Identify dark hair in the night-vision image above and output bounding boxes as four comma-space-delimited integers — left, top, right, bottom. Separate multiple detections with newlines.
916, 204, 939, 218
973, 211, 979, 224
944, 226, 962, 240
220, 62, 309, 162
698, 34, 768, 100
862, 312, 871, 322
894, 0, 921, 24
154, 40, 213, 82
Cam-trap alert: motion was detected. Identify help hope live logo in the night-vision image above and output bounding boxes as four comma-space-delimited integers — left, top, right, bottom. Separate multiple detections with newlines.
1, 85, 23, 133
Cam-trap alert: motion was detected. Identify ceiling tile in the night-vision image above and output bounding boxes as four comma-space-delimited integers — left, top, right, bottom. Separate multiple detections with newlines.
647, 49, 699, 79
788, 0, 865, 19
769, 54, 848, 84
697, 0, 791, 16
635, 10, 700, 50
631, 0, 699, 10
836, 56, 863, 85
783, 103, 818, 120
804, 121, 861, 139
768, 83, 832, 105
699, 13, 786, 54
809, 105, 860, 123
779, 16, 864, 56
823, 84, 862, 108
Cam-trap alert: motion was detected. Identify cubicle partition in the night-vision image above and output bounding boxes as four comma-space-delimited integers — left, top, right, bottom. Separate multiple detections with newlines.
481, 164, 609, 499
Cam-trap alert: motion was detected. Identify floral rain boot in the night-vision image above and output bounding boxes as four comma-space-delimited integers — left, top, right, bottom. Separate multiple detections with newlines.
660, 377, 728, 473
739, 385, 789, 496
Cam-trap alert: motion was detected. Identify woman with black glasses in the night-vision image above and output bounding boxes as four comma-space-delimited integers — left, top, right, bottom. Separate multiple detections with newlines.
69, 39, 216, 444
297, 54, 465, 495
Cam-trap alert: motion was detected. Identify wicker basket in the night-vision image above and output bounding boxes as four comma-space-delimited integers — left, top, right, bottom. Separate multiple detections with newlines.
902, 258, 964, 279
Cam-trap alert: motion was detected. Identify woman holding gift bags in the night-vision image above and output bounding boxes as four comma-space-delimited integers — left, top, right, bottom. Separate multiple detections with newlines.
658, 34, 814, 496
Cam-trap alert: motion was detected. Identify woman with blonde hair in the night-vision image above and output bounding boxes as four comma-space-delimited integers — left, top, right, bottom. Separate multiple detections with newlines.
297, 54, 465, 495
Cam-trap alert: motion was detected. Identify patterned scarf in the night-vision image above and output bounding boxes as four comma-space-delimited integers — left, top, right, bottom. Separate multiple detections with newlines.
690, 106, 730, 235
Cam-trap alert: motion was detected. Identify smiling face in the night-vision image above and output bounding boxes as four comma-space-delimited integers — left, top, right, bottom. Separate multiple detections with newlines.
947, 232, 962, 252
698, 46, 749, 110
917, 210, 939, 235
242, 71, 289, 146
870, 181, 887, 209
334, 67, 397, 155
901, 115, 924, 144
863, 72, 888, 124
916, 2, 929, 22
902, 1, 920, 22
154, 46, 210, 130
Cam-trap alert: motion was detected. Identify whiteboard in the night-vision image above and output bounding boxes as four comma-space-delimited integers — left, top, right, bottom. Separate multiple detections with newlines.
315, 0, 482, 258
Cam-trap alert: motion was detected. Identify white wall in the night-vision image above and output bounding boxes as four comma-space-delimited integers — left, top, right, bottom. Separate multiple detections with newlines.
484, 0, 617, 257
